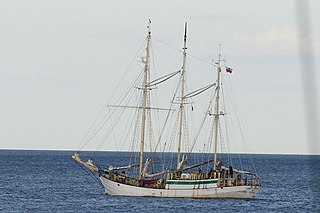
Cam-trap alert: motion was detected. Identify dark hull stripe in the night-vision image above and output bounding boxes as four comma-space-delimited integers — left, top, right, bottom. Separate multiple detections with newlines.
166, 180, 218, 185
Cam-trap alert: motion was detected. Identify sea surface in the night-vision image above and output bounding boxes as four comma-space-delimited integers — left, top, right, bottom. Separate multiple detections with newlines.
0, 150, 319, 212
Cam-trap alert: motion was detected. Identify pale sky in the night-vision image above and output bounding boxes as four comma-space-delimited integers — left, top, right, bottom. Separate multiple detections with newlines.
0, 0, 319, 154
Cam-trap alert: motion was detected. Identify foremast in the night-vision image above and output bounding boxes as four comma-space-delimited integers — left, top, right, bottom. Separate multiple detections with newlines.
213, 53, 222, 171
139, 20, 151, 180
177, 23, 187, 169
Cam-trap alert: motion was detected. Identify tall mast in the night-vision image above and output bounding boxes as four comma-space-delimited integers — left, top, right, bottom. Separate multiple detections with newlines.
177, 23, 187, 169
139, 19, 151, 180
213, 52, 221, 171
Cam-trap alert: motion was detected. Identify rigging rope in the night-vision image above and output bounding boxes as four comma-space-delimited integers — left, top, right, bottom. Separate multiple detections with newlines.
187, 89, 217, 156
73, 161, 102, 187
79, 69, 145, 151
221, 83, 232, 166
153, 36, 214, 67
77, 39, 147, 151
95, 75, 144, 152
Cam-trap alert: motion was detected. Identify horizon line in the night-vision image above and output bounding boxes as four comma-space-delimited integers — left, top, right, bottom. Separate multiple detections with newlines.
1, 148, 319, 156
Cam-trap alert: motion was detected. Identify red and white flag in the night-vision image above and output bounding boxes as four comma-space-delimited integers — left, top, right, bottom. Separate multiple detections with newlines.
226, 66, 233, 73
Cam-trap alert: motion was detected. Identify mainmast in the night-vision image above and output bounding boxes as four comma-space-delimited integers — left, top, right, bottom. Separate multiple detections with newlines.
177, 23, 187, 169
213, 53, 222, 171
139, 20, 151, 180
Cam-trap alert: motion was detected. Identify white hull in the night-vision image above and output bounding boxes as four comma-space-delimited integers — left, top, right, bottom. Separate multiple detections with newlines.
100, 176, 259, 199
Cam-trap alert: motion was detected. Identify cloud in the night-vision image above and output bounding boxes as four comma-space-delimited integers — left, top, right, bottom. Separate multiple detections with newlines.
227, 27, 320, 55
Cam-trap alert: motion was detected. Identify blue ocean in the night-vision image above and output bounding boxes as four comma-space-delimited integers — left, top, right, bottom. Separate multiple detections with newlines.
0, 150, 319, 212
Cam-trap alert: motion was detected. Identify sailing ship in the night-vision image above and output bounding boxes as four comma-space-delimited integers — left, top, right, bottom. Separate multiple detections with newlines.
72, 20, 260, 199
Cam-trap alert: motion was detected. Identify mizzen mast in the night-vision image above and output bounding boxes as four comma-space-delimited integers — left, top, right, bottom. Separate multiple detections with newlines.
213, 52, 222, 171
139, 19, 151, 180
177, 23, 187, 169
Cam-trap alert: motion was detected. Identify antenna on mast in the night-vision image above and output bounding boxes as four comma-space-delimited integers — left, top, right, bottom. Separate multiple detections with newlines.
147, 19, 151, 34
184, 22, 187, 43
218, 44, 222, 62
